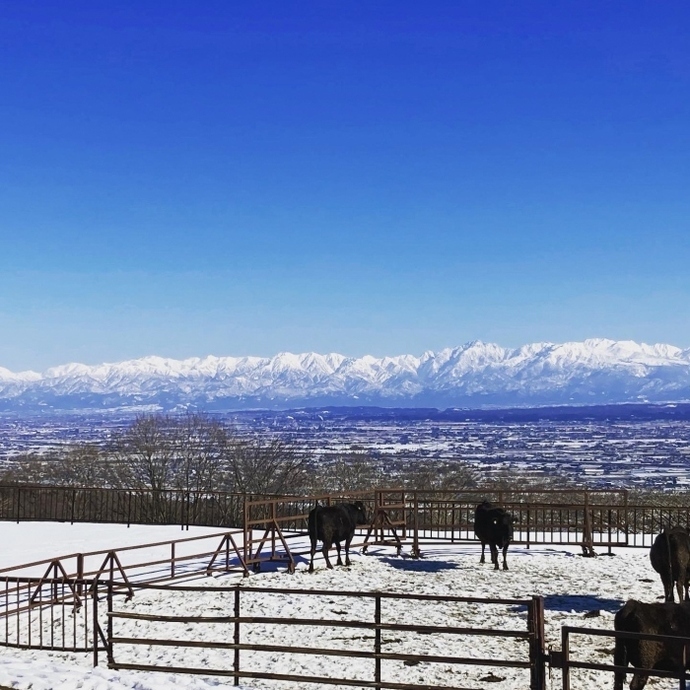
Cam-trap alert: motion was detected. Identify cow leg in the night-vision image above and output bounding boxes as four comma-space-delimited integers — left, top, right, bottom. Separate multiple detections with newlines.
501, 544, 509, 571
630, 672, 649, 690
490, 543, 499, 570
335, 541, 343, 566
678, 565, 689, 601
322, 541, 333, 569
344, 534, 353, 566
663, 574, 674, 602
612, 638, 627, 690
309, 537, 317, 573
479, 542, 486, 564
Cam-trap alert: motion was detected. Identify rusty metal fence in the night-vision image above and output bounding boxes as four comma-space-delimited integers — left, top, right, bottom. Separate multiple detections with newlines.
1, 483, 689, 552
5, 483, 690, 567
554, 625, 690, 690
0, 529, 249, 652
0, 484, 246, 528
0, 576, 103, 655
105, 582, 547, 690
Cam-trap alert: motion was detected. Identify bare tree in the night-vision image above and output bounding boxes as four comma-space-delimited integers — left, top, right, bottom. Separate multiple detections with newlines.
0, 445, 116, 487
226, 436, 310, 496
403, 459, 478, 492
311, 451, 383, 493
111, 414, 177, 492
169, 414, 229, 494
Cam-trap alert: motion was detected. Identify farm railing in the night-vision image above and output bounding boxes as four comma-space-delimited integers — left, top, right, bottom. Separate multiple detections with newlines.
0, 529, 249, 650
3, 483, 690, 565
0, 576, 105, 657
104, 582, 547, 690
553, 625, 690, 690
0, 484, 247, 528
242, 488, 633, 565
242, 489, 406, 571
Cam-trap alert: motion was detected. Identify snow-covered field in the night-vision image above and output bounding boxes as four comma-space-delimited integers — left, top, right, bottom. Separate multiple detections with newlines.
0, 522, 673, 690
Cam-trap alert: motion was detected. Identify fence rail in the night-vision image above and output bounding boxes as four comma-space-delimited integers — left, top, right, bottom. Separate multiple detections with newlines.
5, 483, 690, 570
2, 483, 687, 549
556, 625, 690, 690
106, 583, 547, 690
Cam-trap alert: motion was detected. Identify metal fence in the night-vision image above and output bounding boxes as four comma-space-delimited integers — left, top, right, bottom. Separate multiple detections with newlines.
0, 529, 249, 651
0, 484, 246, 528
105, 582, 547, 690
554, 625, 690, 690
5, 483, 690, 564
0, 576, 102, 655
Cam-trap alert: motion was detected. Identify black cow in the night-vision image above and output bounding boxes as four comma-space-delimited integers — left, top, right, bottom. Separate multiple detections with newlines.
308, 501, 368, 573
613, 599, 690, 690
649, 526, 690, 603
473, 501, 514, 571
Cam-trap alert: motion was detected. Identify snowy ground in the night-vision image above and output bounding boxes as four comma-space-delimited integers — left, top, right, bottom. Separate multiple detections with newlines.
0, 522, 674, 690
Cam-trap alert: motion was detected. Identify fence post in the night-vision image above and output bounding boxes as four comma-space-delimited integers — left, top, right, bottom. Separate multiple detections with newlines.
92, 582, 99, 667
106, 579, 114, 666
243, 496, 249, 566
171, 542, 176, 579
528, 596, 546, 690
561, 626, 570, 690
234, 586, 240, 686
624, 489, 629, 546
15, 486, 20, 523
77, 554, 84, 597
582, 489, 595, 557
412, 491, 420, 558
374, 593, 382, 690
271, 501, 277, 558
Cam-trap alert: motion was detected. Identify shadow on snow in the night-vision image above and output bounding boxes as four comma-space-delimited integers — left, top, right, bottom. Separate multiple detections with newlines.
379, 556, 459, 572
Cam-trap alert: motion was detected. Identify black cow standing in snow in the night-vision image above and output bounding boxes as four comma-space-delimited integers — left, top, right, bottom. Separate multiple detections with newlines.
308, 501, 368, 573
649, 526, 690, 602
613, 598, 690, 690
473, 501, 514, 571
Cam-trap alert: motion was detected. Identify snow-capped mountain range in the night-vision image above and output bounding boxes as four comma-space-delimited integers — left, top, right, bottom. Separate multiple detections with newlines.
2, 338, 690, 412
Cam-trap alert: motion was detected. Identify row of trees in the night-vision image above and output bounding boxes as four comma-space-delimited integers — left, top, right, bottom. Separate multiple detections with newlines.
1, 413, 482, 496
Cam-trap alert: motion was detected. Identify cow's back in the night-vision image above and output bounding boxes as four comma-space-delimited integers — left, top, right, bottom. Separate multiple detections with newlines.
650, 527, 690, 602
309, 505, 353, 541
474, 502, 511, 544
650, 528, 690, 576
615, 599, 690, 673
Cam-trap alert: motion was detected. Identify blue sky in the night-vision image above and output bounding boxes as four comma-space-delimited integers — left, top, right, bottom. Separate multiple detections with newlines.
1, 2, 689, 371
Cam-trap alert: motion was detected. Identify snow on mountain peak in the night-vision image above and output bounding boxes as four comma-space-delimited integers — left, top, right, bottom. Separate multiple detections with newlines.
1, 338, 690, 410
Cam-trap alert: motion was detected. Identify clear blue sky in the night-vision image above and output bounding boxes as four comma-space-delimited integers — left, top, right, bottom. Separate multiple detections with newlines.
1, 2, 689, 371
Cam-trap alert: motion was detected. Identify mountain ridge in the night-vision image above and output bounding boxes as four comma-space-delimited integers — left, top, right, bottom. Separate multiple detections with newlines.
2, 338, 690, 411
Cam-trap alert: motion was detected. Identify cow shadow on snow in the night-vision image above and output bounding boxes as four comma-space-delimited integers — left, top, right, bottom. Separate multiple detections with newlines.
536, 594, 624, 613
379, 556, 459, 573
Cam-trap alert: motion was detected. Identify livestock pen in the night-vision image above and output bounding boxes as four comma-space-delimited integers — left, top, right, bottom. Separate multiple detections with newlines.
1, 484, 689, 564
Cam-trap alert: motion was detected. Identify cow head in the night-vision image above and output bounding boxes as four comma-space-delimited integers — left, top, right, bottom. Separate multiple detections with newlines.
352, 500, 368, 525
